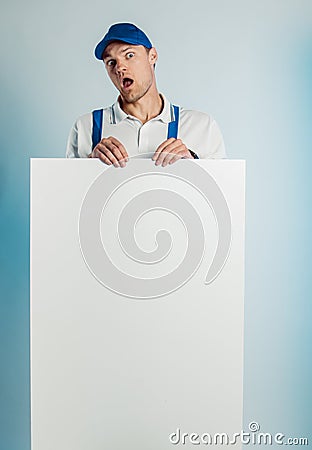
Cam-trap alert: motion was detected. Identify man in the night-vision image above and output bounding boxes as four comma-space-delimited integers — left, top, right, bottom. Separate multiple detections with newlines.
66, 23, 226, 167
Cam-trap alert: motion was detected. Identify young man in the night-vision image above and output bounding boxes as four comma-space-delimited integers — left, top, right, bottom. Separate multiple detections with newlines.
66, 23, 226, 167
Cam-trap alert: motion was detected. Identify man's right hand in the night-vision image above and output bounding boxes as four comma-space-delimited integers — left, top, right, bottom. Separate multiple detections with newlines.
88, 136, 128, 167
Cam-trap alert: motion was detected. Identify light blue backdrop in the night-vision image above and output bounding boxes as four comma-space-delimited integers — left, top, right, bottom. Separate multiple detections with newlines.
0, 0, 311, 448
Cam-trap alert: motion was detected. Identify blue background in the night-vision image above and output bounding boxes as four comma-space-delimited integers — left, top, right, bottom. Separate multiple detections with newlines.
0, 0, 311, 448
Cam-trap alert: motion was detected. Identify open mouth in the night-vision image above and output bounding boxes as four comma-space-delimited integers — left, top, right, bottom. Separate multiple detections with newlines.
122, 78, 134, 89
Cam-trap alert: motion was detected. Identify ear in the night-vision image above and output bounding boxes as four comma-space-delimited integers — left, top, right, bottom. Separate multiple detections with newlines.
148, 47, 158, 65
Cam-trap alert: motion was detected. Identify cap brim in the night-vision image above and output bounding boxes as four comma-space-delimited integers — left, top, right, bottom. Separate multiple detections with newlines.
95, 36, 151, 60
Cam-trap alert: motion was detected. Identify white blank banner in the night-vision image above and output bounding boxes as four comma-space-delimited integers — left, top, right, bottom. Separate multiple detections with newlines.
30, 159, 245, 450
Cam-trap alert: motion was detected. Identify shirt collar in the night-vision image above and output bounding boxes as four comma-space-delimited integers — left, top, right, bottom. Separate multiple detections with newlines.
111, 94, 174, 125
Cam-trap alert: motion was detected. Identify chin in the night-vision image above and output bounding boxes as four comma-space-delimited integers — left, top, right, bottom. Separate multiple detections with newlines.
123, 93, 142, 104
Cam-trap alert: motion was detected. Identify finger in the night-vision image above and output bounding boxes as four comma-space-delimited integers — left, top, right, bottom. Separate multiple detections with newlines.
152, 138, 176, 161
168, 152, 184, 165
162, 147, 185, 166
95, 140, 125, 167
155, 140, 184, 166
105, 138, 128, 167
153, 138, 177, 160
105, 137, 128, 162
161, 141, 190, 166
154, 141, 181, 166
94, 145, 119, 167
182, 149, 194, 159
93, 147, 113, 165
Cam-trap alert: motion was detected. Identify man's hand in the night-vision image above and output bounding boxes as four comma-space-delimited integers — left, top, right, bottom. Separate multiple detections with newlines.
89, 136, 128, 167
152, 138, 194, 167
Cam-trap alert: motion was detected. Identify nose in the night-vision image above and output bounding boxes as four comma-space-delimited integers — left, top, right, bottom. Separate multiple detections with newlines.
115, 59, 127, 74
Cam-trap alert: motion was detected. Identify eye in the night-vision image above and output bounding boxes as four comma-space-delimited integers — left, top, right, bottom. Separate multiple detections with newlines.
126, 52, 135, 59
106, 59, 116, 67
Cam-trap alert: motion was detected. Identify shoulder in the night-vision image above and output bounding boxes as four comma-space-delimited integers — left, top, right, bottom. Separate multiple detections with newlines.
66, 107, 109, 158
177, 106, 226, 159
179, 107, 214, 125
72, 112, 92, 130
179, 107, 222, 136
72, 104, 113, 128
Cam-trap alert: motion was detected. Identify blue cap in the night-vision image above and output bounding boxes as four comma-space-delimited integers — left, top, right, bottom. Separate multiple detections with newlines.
94, 23, 153, 60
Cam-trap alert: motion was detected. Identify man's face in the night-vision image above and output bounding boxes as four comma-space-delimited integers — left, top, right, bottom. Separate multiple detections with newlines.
102, 41, 158, 104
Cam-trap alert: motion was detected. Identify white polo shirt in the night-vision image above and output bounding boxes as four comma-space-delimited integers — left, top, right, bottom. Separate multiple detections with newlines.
66, 95, 226, 159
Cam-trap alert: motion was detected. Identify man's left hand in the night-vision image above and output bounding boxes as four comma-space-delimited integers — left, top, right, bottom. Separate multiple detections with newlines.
152, 138, 194, 166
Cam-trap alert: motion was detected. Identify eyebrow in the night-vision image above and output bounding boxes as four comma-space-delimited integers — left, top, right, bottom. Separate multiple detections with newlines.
121, 47, 134, 53
103, 46, 135, 59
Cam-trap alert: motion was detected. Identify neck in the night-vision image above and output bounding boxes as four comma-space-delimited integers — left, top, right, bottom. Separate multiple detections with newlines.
119, 86, 163, 124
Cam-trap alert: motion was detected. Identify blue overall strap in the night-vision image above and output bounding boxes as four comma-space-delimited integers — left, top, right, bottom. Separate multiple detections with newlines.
92, 109, 104, 149
167, 105, 199, 158
167, 105, 179, 139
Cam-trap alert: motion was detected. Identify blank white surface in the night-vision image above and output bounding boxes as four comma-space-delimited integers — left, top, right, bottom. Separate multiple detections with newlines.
30, 159, 245, 450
